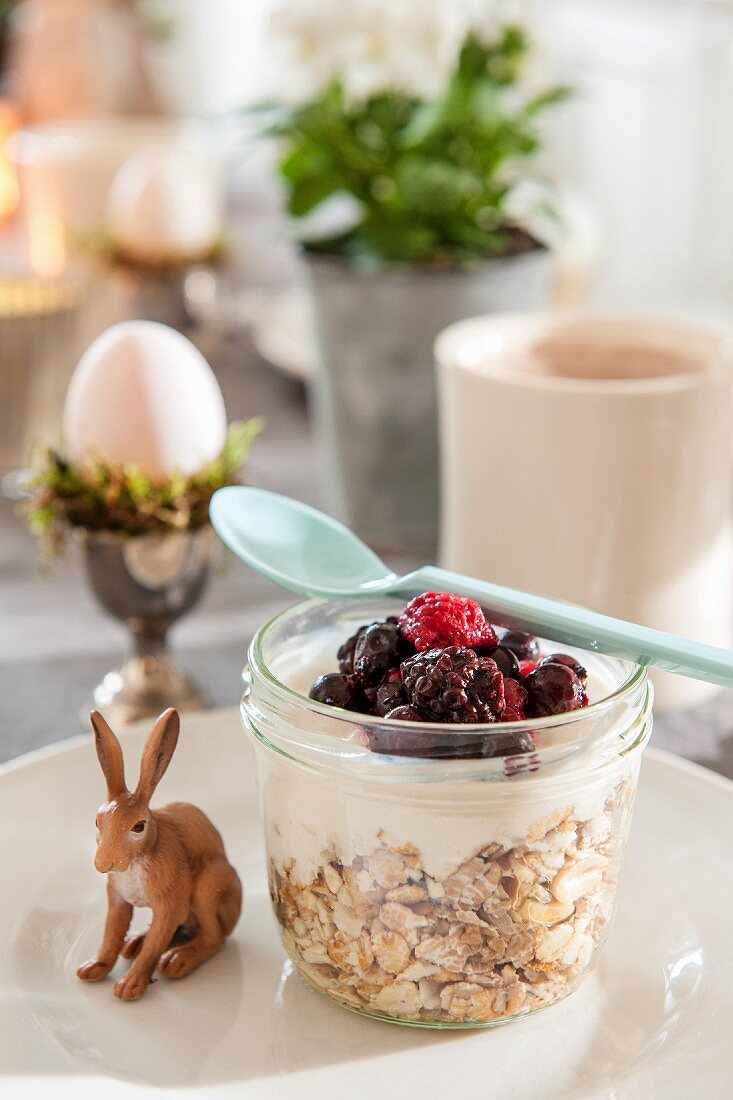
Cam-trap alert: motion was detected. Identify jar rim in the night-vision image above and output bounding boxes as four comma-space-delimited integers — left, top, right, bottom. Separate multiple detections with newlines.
247, 597, 648, 736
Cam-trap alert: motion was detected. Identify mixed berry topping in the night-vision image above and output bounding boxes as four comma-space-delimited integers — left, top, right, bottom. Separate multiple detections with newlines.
308, 592, 590, 759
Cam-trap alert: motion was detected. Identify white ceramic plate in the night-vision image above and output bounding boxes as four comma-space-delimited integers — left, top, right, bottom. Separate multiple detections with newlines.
0, 709, 730, 1098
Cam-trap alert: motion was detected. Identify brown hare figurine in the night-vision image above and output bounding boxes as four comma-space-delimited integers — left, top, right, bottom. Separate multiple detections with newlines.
77, 708, 242, 1001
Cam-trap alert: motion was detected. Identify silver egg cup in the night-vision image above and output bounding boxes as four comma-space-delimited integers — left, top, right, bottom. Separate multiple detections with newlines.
80, 525, 215, 726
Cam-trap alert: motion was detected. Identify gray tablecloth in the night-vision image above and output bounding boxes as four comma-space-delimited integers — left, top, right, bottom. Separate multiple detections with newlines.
2, 332, 733, 779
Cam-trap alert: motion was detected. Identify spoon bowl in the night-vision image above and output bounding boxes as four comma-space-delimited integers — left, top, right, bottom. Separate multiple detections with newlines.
210, 486, 397, 598
210, 486, 733, 689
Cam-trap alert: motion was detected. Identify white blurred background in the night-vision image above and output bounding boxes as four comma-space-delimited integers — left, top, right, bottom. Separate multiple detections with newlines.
139, 0, 733, 322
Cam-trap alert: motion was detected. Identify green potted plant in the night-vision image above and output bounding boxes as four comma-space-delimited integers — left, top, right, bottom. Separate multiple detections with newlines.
268, 3, 569, 554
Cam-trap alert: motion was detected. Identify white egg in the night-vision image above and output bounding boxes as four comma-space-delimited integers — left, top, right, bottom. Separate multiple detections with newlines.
104, 146, 222, 264
63, 321, 228, 478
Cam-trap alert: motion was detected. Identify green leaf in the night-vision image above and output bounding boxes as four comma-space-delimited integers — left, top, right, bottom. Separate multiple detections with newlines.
523, 85, 573, 117
288, 174, 341, 217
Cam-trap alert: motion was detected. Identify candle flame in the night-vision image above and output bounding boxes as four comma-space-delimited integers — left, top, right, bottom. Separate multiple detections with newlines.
0, 103, 20, 226
24, 167, 67, 280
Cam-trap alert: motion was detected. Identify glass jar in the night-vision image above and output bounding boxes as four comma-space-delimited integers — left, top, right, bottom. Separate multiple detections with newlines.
242, 599, 652, 1028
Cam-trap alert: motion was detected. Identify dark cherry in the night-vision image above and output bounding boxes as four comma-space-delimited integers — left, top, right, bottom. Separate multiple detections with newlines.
309, 673, 365, 712
337, 625, 369, 675
384, 705, 423, 722
478, 644, 521, 680
366, 718, 440, 759
500, 631, 540, 661
373, 668, 408, 716
479, 728, 535, 758
539, 653, 588, 685
524, 663, 586, 718
367, 721, 534, 759
353, 621, 412, 686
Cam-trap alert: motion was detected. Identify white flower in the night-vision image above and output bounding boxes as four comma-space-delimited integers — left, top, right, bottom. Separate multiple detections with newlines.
270, 0, 522, 105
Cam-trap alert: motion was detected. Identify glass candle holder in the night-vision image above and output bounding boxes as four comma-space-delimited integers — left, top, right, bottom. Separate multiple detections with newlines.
241, 598, 652, 1029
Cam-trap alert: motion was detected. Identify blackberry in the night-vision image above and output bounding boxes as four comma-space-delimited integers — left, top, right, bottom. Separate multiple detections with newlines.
401, 647, 505, 723
539, 652, 588, 685
353, 620, 412, 686
525, 663, 586, 718
500, 631, 540, 661
309, 673, 365, 712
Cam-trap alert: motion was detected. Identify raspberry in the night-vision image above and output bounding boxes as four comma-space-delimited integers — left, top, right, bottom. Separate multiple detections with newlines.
309, 673, 366, 712
525, 663, 586, 718
398, 592, 497, 652
400, 647, 504, 723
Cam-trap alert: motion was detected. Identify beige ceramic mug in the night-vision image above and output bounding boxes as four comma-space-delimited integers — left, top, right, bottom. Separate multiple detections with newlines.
435, 312, 733, 711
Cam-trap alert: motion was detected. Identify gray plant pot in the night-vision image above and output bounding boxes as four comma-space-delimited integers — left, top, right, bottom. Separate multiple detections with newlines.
307, 248, 553, 556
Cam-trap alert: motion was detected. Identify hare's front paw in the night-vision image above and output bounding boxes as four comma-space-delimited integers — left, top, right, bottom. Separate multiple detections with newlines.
114, 967, 152, 1001
77, 957, 114, 982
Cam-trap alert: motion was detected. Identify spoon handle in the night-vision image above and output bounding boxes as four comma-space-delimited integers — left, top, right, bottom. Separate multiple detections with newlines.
392, 567, 733, 688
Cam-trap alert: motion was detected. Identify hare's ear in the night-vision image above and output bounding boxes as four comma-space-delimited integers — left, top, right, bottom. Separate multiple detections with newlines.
135, 708, 180, 804
90, 711, 126, 798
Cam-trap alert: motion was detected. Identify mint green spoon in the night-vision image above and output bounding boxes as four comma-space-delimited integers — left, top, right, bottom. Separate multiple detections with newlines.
210, 486, 733, 688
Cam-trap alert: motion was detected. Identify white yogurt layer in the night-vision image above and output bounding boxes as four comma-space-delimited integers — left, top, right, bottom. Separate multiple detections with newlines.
260, 758, 614, 882
257, 632, 623, 882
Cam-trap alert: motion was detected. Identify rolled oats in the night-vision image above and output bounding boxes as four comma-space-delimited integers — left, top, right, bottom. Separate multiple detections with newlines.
270, 781, 628, 1025
372, 930, 412, 974
551, 855, 608, 905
